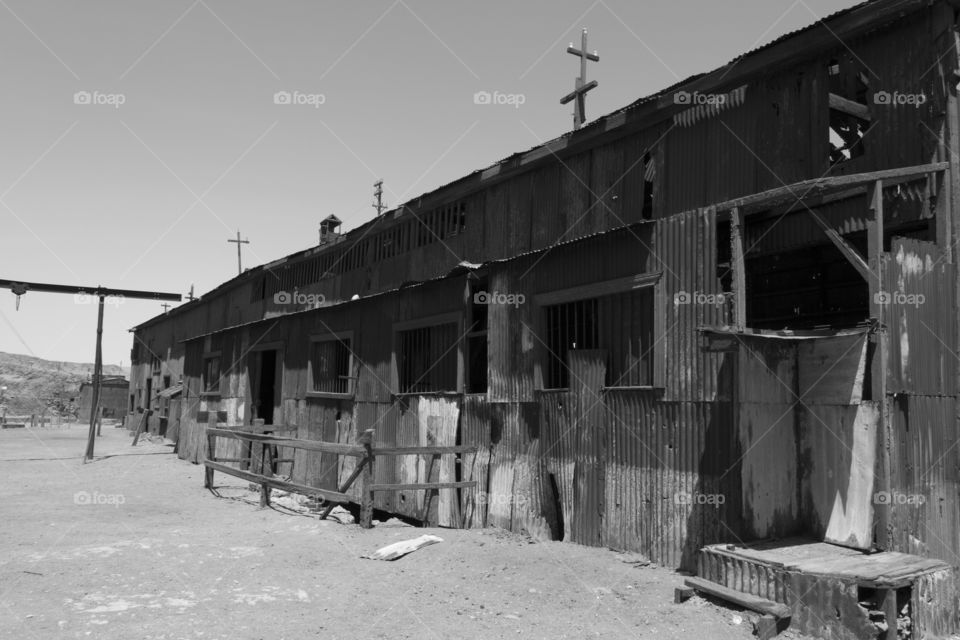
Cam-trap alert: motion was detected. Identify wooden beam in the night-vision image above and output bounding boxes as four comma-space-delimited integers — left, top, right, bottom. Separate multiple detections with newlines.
203, 460, 352, 503
373, 445, 478, 456
359, 437, 374, 528
684, 577, 791, 619
0, 279, 181, 301
371, 481, 477, 491
729, 207, 747, 330
829, 93, 871, 121
749, 185, 868, 222
534, 272, 661, 307
318, 456, 368, 520
205, 428, 366, 457
717, 162, 948, 214
807, 210, 874, 283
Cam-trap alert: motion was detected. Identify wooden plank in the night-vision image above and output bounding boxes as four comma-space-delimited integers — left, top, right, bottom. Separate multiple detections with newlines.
130, 410, 150, 447
717, 162, 948, 214
828, 93, 871, 121
373, 445, 477, 455
206, 428, 366, 456
203, 460, 351, 503
418, 453, 438, 524
730, 207, 746, 331
203, 427, 215, 489
880, 588, 898, 640
371, 481, 477, 491
808, 209, 874, 283
534, 272, 661, 307
755, 614, 778, 640
359, 438, 374, 528
319, 456, 368, 520
684, 577, 791, 619
364, 534, 443, 561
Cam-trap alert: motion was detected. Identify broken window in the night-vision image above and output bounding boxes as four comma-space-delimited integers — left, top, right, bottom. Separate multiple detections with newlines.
642, 152, 655, 220
827, 57, 872, 164
397, 322, 459, 393
746, 239, 869, 329
543, 288, 655, 389
467, 279, 488, 394
309, 336, 353, 395
202, 354, 221, 394
544, 298, 599, 389
413, 201, 467, 248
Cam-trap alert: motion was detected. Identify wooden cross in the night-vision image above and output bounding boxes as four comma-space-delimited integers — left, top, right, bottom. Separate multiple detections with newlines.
161, 303, 171, 313
227, 231, 250, 275
560, 29, 599, 130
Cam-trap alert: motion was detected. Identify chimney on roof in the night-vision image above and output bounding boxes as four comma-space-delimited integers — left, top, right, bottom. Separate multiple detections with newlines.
319, 215, 343, 245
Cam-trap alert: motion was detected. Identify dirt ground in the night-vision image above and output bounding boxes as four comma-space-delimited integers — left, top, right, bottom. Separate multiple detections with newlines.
0, 425, 816, 640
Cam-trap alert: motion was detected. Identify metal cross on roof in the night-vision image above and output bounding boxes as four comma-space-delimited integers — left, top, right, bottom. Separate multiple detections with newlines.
560, 29, 599, 130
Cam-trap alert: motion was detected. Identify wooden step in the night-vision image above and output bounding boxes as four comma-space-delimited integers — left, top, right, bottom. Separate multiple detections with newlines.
684, 577, 792, 619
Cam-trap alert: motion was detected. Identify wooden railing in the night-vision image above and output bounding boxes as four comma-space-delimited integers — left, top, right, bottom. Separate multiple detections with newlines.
203, 427, 477, 528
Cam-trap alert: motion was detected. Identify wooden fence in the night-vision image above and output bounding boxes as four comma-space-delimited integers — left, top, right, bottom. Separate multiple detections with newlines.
203, 427, 478, 528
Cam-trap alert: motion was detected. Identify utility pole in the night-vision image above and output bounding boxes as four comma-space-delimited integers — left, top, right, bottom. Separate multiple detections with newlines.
0, 279, 181, 460
227, 231, 249, 274
560, 29, 600, 130
373, 180, 386, 216
161, 303, 171, 313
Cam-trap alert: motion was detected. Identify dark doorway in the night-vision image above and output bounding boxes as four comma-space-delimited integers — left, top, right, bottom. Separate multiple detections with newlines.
251, 350, 278, 425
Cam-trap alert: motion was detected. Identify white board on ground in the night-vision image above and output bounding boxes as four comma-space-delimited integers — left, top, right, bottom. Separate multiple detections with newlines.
363, 534, 443, 561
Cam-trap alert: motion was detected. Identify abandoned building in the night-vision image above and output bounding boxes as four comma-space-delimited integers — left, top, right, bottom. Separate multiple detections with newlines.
77, 375, 129, 420
128, 0, 960, 636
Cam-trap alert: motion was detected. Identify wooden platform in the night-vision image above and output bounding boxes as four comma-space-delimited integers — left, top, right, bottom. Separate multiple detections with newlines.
704, 538, 949, 588
695, 538, 957, 640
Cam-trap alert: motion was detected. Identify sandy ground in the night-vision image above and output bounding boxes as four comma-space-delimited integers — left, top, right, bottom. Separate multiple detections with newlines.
0, 424, 816, 640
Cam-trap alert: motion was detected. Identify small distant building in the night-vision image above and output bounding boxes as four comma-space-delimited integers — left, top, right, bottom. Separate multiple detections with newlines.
77, 376, 129, 419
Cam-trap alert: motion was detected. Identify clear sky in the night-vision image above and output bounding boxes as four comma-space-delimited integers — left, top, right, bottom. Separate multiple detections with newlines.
0, 0, 864, 367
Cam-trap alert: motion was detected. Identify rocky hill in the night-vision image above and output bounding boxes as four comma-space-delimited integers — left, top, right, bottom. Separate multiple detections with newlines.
0, 351, 128, 416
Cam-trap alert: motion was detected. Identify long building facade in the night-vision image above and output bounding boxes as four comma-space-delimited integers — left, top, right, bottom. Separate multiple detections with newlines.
129, 0, 960, 610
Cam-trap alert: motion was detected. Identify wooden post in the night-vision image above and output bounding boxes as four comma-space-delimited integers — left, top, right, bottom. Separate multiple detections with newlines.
95, 405, 103, 437
84, 295, 105, 461
260, 441, 273, 508
419, 453, 438, 525
869, 180, 892, 549
880, 588, 898, 640
358, 429, 375, 528
729, 206, 747, 330
204, 427, 217, 489
131, 409, 150, 446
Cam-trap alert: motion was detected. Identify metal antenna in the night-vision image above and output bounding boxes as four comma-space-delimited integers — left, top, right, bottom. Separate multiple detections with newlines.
373, 180, 387, 216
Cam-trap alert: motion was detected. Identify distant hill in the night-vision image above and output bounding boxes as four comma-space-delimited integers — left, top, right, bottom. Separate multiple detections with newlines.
0, 351, 128, 416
